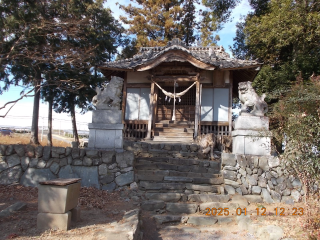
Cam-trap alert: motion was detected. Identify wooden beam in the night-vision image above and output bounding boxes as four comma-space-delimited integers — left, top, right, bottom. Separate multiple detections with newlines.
194, 80, 200, 138
152, 86, 158, 137
147, 80, 155, 139
122, 72, 127, 124
228, 71, 233, 135
136, 51, 216, 71
153, 75, 198, 82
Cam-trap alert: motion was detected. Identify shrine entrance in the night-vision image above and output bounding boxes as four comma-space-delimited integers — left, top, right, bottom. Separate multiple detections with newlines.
156, 82, 196, 122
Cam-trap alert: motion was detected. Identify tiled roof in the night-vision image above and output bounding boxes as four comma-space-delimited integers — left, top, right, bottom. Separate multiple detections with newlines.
100, 38, 261, 71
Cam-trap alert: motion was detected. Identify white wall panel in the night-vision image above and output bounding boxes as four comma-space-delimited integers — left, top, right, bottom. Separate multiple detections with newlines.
201, 88, 229, 122
125, 88, 150, 120
139, 88, 150, 120
125, 88, 140, 120
213, 88, 229, 121
201, 88, 214, 121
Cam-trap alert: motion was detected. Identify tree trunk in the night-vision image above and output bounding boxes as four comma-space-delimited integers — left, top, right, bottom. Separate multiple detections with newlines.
30, 79, 41, 145
47, 98, 53, 147
70, 100, 79, 145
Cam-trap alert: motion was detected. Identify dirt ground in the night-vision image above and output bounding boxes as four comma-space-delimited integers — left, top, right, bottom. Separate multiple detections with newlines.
0, 184, 137, 240
0, 134, 71, 148
0, 184, 311, 240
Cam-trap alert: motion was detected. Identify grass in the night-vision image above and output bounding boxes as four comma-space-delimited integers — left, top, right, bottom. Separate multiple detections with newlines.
0, 133, 70, 147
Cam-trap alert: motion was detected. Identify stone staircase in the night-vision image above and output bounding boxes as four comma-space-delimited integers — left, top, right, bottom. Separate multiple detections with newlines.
135, 156, 223, 194
153, 120, 194, 142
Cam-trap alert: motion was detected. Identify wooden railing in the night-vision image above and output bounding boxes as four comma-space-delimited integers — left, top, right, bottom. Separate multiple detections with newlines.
123, 120, 148, 139
200, 122, 230, 136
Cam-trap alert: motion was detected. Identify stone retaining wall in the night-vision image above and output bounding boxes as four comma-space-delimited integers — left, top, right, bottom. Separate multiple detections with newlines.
221, 153, 303, 203
0, 144, 135, 191
124, 140, 205, 159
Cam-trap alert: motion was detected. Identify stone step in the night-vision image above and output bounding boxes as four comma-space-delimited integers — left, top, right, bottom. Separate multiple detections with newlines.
136, 157, 220, 168
136, 175, 223, 185
141, 201, 241, 214
187, 194, 230, 203
139, 182, 222, 193
136, 170, 221, 179
135, 162, 220, 174
153, 214, 235, 226
152, 136, 194, 142
154, 132, 194, 137
154, 127, 194, 133
144, 193, 230, 203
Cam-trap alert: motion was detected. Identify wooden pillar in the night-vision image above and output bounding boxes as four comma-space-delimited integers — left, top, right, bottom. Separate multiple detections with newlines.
194, 80, 200, 138
122, 72, 127, 124
228, 72, 233, 135
147, 80, 155, 139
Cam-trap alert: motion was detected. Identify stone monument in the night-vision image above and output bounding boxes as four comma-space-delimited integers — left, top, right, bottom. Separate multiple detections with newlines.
232, 81, 271, 155
88, 76, 124, 151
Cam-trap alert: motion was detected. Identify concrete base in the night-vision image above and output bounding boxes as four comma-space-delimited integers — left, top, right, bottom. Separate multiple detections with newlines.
88, 124, 123, 150
37, 212, 71, 231
71, 206, 81, 222
234, 116, 269, 130
232, 130, 271, 156
88, 109, 124, 150
92, 110, 122, 124
38, 182, 81, 213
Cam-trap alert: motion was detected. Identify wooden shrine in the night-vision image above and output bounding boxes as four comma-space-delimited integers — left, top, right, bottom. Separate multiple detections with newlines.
99, 39, 261, 142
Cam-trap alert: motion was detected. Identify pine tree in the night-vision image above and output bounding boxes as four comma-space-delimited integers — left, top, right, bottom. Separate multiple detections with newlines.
119, 0, 239, 48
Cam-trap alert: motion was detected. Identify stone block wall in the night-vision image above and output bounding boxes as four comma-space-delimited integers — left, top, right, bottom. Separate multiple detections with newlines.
124, 140, 202, 159
0, 144, 135, 191
221, 153, 303, 203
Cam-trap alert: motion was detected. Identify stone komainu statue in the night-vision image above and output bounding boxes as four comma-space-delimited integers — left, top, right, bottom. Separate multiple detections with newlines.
198, 133, 217, 160
238, 81, 268, 116
92, 76, 124, 110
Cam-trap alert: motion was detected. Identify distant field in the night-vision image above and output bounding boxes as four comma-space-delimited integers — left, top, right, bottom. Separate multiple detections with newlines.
0, 133, 70, 147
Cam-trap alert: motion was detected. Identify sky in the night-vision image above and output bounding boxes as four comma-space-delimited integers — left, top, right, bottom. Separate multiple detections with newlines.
0, 0, 252, 131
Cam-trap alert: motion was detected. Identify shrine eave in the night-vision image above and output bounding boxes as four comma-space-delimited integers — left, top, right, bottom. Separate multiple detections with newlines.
99, 39, 262, 76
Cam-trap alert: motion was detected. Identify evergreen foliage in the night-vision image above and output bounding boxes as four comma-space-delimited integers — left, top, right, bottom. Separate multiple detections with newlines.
231, 0, 320, 96
119, 0, 240, 51
0, 0, 124, 144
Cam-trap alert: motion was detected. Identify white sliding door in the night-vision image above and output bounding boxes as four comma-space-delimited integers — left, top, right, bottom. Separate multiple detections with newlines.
201, 88, 229, 122
125, 88, 150, 120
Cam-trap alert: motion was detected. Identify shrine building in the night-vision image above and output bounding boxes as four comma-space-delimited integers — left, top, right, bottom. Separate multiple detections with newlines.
99, 39, 261, 142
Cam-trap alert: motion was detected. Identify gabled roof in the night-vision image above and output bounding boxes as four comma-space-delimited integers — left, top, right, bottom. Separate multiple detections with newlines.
100, 38, 261, 73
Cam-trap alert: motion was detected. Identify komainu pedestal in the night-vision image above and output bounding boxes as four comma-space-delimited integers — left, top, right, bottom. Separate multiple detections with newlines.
88, 110, 123, 150
232, 82, 271, 156
88, 76, 124, 151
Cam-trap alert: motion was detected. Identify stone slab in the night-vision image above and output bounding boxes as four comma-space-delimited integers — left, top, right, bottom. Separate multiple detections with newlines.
232, 130, 271, 156
199, 202, 239, 212
71, 166, 100, 189
115, 171, 134, 186
145, 193, 181, 202
243, 195, 263, 203
0, 202, 27, 218
188, 194, 230, 203
234, 116, 269, 130
88, 128, 123, 150
92, 110, 122, 124
37, 212, 71, 231
153, 215, 181, 224
141, 200, 165, 211
187, 216, 218, 226
38, 182, 80, 214
20, 168, 56, 187
88, 123, 124, 130
0, 166, 23, 185
166, 203, 198, 214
